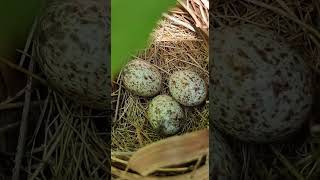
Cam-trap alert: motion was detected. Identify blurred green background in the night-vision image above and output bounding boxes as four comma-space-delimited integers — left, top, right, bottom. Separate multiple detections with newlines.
111, 0, 176, 80
0, 0, 44, 58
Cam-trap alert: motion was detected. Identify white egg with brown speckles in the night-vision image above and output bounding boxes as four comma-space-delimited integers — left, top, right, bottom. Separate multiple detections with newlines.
147, 95, 184, 136
33, 0, 109, 109
122, 60, 162, 97
169, 70, 207, 106
211, 24, 313, 142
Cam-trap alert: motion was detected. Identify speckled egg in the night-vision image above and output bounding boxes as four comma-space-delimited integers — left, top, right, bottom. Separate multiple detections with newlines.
169, 70, 207, 106
210, 129, 239, 179
33, 0, 109, 109
211, 24, 313, 142
122, 60, 162, 97
147, 95, 184, 136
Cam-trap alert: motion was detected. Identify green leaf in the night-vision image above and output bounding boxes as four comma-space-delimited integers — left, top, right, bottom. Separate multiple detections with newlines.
111, 0, 176, 80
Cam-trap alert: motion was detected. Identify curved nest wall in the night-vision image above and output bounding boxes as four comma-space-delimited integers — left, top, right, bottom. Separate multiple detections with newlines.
111, 0, 209, 179
1, 0, 320, 179
211, 0, 320, 179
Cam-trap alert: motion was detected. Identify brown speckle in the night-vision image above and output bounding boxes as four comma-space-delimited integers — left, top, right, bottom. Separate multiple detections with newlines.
237, 49, 249, 59
264, 47, 274, 52
280, 53, 288, 58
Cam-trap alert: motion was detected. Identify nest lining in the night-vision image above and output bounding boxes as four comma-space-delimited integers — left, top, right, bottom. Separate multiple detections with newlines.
111, 18, 209, 153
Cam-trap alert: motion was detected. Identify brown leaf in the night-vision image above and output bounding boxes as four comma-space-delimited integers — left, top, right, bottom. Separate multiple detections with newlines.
112, 163, 208, 180
128, 128, 209, 176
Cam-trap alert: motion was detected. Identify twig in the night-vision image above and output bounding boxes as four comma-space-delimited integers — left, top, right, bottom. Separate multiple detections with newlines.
12, 61, 34, 180
243, 0, 320, 42
0, 101, 42, 111
0, 56, 47, 86
163, 13, 196, 32
29, 123, 64, 180
199, 3, 209, 27
200, 0, 209, 9
0, 87, 26, 105
178, 0, 202, 27
19, 18, 38, 66
113, 77, 122, 122
275, 0, 296, 18
28, 91, 51, 173
0, 121, 20, 134
270, 145, 306, 180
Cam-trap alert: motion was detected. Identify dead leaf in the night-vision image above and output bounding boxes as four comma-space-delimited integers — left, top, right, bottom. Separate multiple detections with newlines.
112, 163, 208, 180
128, 128, 209, 176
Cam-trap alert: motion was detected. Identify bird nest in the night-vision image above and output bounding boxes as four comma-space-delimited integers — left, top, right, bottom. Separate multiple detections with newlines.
1, 0, 320, 180
212, 0, 320, 179
111, 0, 209, 179
0, 0, 209, 179
111, 20, 209, 152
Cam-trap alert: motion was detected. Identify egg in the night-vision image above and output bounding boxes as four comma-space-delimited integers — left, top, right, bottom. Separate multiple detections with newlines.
147, 95, 184, 136
211, 24, 313, 142
168, 70, 207, 106
33, 0, 109, 109
122, 60, 162, 97
210, 129, 239, 179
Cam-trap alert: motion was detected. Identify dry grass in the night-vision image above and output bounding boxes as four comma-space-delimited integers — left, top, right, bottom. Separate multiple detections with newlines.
111, 18, 209, 152
0, 15, 110, 180
111, 2, 210, 178
1, 0, 320, 179
25, 93, 110, 180
1, 1, 209, 179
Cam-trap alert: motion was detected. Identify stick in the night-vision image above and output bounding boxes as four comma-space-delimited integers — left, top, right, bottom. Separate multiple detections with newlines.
0, 121, 20, 134
0, 56, 47, 86
243, 0, 320, 41
163, 13, 196, 32
12, 61, 34, 180
0, 101, 42, 111
19, 18, 38, 66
